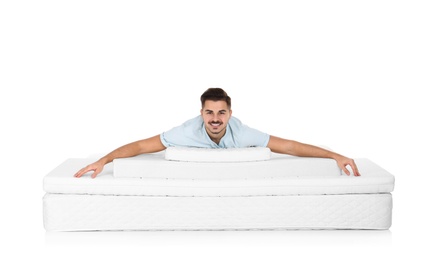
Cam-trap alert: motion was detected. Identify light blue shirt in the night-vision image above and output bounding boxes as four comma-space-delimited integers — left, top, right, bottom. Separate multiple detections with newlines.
160, 116, 270, 148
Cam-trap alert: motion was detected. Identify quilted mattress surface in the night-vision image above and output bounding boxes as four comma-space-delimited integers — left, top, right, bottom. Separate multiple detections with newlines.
44, 193, 392, 231
43, 152, 395, 197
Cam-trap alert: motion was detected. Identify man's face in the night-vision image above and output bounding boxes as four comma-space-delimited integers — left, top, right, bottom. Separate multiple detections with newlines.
201, 100, 232, 139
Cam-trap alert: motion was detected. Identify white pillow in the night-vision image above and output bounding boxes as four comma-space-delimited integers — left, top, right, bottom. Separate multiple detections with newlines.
165, 146, 271, 162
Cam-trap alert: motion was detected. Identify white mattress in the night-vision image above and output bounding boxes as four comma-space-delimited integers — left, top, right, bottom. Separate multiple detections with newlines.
165, 146, 271, 162
43, 154, 394, 197
113, 152, 341, 179
43, 151, 394, 231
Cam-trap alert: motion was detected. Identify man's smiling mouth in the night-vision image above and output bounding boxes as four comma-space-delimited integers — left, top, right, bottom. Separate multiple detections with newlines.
210, 121, 222, 127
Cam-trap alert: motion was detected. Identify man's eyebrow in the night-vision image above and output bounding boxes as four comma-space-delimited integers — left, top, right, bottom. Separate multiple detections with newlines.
204, 109, 227, 113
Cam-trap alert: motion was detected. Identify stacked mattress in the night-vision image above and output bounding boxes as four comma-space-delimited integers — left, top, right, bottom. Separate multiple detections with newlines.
43, 147, 395, 231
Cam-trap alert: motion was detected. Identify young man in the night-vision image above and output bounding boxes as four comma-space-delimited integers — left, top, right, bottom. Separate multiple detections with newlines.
74, 88, 360, 178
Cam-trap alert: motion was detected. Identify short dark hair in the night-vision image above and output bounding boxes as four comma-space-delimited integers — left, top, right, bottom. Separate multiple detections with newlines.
200, 88, 231, 109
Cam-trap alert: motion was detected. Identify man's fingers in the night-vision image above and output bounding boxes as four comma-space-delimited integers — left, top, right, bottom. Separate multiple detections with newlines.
341, 161, 361, 177
337, 158, 361, 176
74, 168, 86, 178
74, 165, 95, 178
348, 161, 361, 176
352, 165, 361, 176
91, 168, 102, 179
74, 168, 85, 178
341, 165, 351, 176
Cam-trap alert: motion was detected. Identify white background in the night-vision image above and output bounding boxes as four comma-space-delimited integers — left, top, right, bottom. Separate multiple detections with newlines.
1, 0, 434, 259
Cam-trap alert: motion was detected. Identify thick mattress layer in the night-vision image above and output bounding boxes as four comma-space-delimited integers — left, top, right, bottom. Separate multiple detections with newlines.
113, 152, 341, 179
43, 156, 394, 197
165, 146, 271, 162
43, 193, 393, 231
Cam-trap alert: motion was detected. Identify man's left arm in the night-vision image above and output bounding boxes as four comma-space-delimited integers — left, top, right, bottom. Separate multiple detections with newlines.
267, 135, 360, 176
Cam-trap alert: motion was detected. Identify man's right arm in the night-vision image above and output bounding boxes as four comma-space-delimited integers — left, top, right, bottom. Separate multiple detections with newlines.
74, 135, 166, 178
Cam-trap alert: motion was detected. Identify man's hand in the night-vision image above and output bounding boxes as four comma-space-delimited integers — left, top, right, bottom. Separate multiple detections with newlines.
74, 160, 106, 178
334, 155, 360, 176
